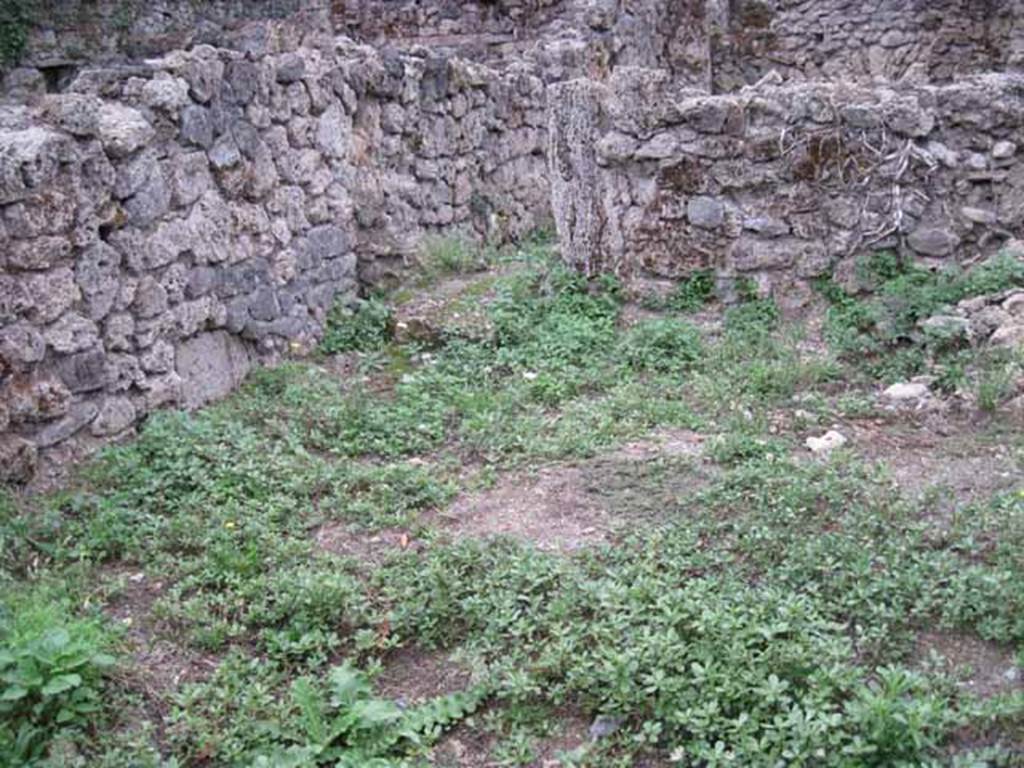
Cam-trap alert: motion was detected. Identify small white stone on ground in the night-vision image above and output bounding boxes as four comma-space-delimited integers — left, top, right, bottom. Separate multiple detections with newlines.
990, 323, 1024, 348
806, 430, 847, 454
883, 382, 930, 401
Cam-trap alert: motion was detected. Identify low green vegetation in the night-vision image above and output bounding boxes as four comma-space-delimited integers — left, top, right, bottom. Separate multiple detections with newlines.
820, 251, 1024, 383
2, 242, 1022, 766
254, 663, 487, 766
321, 297, 393, 354
416, 235, 488, 281
1, 586, 116, 765
0, 0, 34, 65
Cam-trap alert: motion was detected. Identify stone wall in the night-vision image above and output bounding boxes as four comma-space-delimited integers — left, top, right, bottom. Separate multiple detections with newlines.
19, 0, 330, 66
711, 0, 1024, 92
549, 69, 1024, 306
14, 1, 1023, 99
336, 0, 715, 87
335, 0, 567, 48
0, 30, 548, 484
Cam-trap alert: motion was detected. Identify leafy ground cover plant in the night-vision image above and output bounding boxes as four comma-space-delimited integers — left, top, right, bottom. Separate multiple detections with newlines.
2, 239, 1023, 765
321, 297, 394, 354
252, 662, 485, 766
0, 587, 116, 766
0, 0, 33, 65
820, 250, 1024, 382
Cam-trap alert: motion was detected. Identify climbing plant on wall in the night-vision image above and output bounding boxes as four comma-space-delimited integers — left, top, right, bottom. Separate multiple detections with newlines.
0, 0, 34, 66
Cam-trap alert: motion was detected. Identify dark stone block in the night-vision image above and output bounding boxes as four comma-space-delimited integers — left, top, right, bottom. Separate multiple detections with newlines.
180, 105, 214, 149
56, 350, 108, 393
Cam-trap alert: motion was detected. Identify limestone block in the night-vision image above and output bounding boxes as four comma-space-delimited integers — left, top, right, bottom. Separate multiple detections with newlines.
0, 127, 73, 204
316, 102, 350, 158
104, 313, 136, 352
180, 105, 215, 149
141, 340, 176, 373
171, 151, 214, 207
184, 52, 225, 104
96, 104, 155, 158
35, 402, 100, 447
687, 196, 725, 229
0, 436, 38, 485
990, 323, 1024, 348
226, 61, 262, 105
121, 160, 171, 226
728, 236, 798, 272
3, 374, 72, 422
133, 276, 169, 319
993, 141, 1017, 160
55, 350, 108, 393
547, 78, 621, 277
8, 236, 71, 271
91, 396, 137, 437
141, 76, 191, 113
175, 331, 251, 409
43, 94, 102, 138
27, 268, 79, 324
300, 224, 350, 267
0, 320, 45, 374
45, 313, 100, 354
276, 52, 307, 84
908, 226, 960, 257
209, 133, 242, 170
3, 190, 76, 238
104, 353, 145, 393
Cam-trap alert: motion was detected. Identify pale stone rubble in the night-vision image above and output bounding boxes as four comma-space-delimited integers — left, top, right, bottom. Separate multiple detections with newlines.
939, 282, 1024, 351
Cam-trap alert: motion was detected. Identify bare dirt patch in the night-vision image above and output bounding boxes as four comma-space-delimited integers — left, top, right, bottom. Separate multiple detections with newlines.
916, 631, 1022, 700
102, 570, 219, 713
315, 523, 421, 565
431, 712, 592, 768
375, 648, 594, 767
375, 647, 474, 706
844, 416, 1022, 509
393, 270, 507, 345
438, 430, 710, 552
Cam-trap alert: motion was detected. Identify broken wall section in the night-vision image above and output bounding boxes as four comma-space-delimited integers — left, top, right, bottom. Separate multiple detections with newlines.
3, 0, 331, 98
0, 33, 549, 484
336, 0, 716, 87
712, 0, 1024, 92
548, 69, 1024, 306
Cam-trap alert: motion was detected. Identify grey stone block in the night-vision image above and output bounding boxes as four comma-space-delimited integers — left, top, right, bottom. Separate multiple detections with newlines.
176, 331, 251, 409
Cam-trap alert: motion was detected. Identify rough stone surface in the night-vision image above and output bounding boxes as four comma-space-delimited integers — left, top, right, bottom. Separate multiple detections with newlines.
91, 396, 137, 437
806, 430, 848, 455
175, 331, 253, 409
0, 435, 37, 484
883, 382, 931, 401
709, 0, 1024, 91
548, 73, 1024, 308
1, 33, 550, 481
990, 324, 1024, 348
6, 1, 1024, 482
930, 281, 1024, 351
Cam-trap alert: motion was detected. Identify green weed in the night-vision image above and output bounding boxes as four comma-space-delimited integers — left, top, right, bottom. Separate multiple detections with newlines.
254, 662, 484, 766
618, 318, 703, 373
418, 235, 481, 279
321, 297, 393, 354
821, 250, 1024, 381
0, 0, 33, 65
675, 268, 716, 311
5, 238, 1023, 765
0, 586, 116, 766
